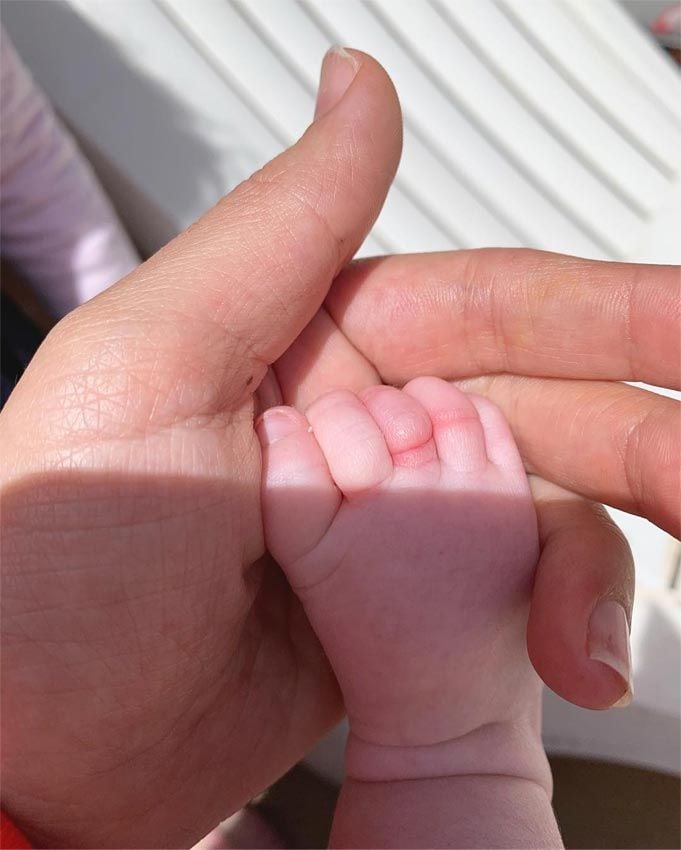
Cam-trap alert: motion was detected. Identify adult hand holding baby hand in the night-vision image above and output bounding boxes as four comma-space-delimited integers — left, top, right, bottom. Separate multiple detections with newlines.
1, 46, 676, 849
287, 248, 678, 710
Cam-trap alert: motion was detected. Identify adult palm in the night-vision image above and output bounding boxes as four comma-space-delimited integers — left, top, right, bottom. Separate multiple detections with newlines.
0, 50, 400, 848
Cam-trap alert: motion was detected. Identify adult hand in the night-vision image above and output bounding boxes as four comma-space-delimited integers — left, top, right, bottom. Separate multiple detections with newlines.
2, 40, 676, 848
0, 49, 401, 848
277, 249, 679, 709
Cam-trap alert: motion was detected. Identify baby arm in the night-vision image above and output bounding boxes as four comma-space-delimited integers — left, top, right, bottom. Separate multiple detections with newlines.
333, 774, 560, 849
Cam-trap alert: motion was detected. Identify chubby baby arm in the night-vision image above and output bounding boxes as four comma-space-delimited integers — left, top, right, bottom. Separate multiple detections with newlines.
257, 378, 562, 848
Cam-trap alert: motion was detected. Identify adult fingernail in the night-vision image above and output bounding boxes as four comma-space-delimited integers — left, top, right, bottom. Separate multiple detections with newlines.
587, 599, 633, 707
315, 46, 360, 119
256, 409, 300, 446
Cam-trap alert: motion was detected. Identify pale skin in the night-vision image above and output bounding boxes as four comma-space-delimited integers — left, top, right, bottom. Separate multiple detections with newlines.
0, 47, 678, 848
259, 377, 562, 847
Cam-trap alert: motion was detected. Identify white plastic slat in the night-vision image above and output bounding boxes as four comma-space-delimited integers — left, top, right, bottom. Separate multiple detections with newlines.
235, 0, 332, 76
499, 0, 681, 176
397, 126, 520, 248
235, 0, 461, 249
306, 0, 605, 258
440, 0, 669, 216
631, 179, 681, 264
72, 0, 286, 168
611, 508, 679, 592
561, 0, 681, 126
3, 0, 284, 245
163, 1, 314, 142
374, 186, 459, 252
166, 1, 467, 254
373, 0, 643, 259
354, 233, 385, 258
240, 0, 521, 249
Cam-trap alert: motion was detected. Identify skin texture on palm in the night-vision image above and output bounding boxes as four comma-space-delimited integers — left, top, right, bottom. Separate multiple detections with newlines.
0, 50, 402, 849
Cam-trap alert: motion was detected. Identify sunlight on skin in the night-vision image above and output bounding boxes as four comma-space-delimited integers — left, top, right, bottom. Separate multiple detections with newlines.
0, 40, 676, 848
258, 377, 561, 848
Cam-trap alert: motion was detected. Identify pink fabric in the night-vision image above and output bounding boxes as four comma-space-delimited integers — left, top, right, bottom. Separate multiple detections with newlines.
0, 28, 139, 317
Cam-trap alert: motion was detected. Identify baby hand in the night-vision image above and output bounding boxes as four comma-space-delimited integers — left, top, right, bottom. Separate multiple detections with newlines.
258, 378, 548, 789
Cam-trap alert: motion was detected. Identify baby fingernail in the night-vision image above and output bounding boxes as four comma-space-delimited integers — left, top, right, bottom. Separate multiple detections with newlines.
256, 409, 300, 446
587, 599, 633, 707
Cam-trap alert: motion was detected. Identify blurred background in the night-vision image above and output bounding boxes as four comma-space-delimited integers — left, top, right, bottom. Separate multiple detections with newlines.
1, 1, 680, 847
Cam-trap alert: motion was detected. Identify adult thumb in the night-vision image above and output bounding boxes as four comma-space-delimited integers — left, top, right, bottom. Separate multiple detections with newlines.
30, 49, 402, 427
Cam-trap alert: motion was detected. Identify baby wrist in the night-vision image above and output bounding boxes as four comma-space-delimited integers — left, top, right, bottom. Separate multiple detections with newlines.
345, 720, 552, 795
